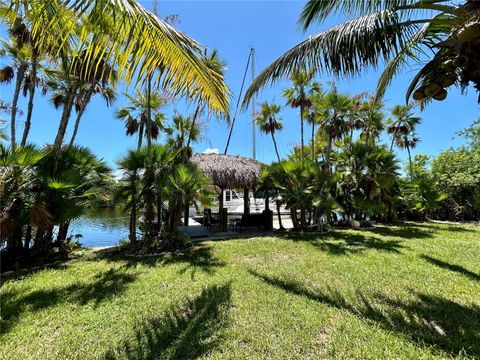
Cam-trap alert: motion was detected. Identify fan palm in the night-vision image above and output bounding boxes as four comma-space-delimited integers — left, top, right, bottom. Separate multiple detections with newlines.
116, 90, 167, 150
4, 0, 230, 116
69, 81, 117, 146
243, 0, 480, 107
283, 70, 321, 162
316, 85, 352, 168
255, 101, 283, 162
388, 104, 421, 182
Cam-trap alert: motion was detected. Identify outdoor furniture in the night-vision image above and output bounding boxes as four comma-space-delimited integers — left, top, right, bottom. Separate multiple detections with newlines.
203, 209, 220, 231
239, 210, 273, 231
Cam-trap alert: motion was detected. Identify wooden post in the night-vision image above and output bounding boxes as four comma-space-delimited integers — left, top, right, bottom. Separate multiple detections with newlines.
244, 187, 250, 215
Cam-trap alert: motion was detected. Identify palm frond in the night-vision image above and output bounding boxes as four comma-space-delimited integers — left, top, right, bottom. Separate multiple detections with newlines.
8, 0, 230, 116
299, 0, 419, 29
243, 10, 420, 108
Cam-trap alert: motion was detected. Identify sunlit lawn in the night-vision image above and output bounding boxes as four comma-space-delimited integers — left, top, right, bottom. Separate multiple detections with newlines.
1, 223, 479, 359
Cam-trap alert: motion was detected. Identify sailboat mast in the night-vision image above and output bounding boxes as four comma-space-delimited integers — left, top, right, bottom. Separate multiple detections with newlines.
251, 47, 256, 159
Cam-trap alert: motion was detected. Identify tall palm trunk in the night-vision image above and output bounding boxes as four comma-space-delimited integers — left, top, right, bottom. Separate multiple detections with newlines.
146, 76, 152, 150
137, 121, 144, 150
311, 121, 315, 160
185, 103, 203, 156
300, 105, 305, 163
10, 65, 26, 150
69, 89, 94, 146
53, 87, 76, 154
407, 145, 413, 183
129, 202, 137, 242
271, 131, 281, 162
21, 54, 38, 146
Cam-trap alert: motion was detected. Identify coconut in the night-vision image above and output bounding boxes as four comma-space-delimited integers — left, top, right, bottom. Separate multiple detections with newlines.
424, 83, 442, 97
458, 22, 480, 42
433, 89, 447, 101
413, 88, 426, 101
453, 56, 467, 67
440, 73, 457, 87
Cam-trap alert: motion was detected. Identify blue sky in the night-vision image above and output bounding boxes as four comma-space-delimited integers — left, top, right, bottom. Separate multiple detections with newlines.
1, 0, 479, 168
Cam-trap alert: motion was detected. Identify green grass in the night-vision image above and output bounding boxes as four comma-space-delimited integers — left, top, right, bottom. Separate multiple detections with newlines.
1, 223, 479, 359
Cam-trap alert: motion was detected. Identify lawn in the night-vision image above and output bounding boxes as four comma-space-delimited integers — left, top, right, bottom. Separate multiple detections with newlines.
1, 223, 479, 359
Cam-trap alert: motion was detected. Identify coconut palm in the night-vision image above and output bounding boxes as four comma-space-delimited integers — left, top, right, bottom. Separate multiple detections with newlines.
4, 0, 230, 117
255, 101, 283, 162
243, 1, 480, 107
283, 70, 321, 162
116, 90, 167, 150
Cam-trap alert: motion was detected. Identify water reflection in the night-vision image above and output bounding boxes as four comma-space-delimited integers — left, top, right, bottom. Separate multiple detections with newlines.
70, 208, 130, 248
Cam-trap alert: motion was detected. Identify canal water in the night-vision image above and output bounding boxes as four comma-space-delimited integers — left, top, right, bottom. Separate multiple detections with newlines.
69, 208, 130, 248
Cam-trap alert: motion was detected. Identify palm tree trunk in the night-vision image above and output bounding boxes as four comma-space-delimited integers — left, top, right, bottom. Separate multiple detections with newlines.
300, 105, 305, 163
146, 76, 152, 150
407, 145, 413, 183
276, 200, 284, 230
137, 121, 144, 150
390, 136, 395, 151
129, 203, 137, 242
53, 88, 75, 154
156, 195, 163, 238
21, 55, 38, 147
185, 103, 203, 157
311, 121, 315, 161
69, 90, 93, 146
271, 132, 281, 162
10, 65, 26, 150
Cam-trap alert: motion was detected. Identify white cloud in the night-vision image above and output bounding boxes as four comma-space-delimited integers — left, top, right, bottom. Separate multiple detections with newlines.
203, 148, 220, 154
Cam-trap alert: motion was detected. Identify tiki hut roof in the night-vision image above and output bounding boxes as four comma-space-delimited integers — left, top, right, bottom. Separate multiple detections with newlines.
190, 153, 263, 189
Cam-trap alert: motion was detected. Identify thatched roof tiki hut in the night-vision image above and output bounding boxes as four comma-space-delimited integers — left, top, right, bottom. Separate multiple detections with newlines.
190, 153, 263, 229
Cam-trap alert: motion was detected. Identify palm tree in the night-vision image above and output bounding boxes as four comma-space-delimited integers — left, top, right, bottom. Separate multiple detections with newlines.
69, 81, 117, 146
306, 91, 324, 160
357, 99, 385, 145
0, 38, 30, 150
243, 1, 480, 107
387, 104, 421, 151
283, 70, 321, 163
167, 114, 201, 156
396, 131, 420, 184
185, 49, 226, 156
388, 105, 421, 182
116, 149, 146, 243
316, 85, 352, 169
5, 0, 230, 117
116, 90, 167, 150
255, 101, 283, 162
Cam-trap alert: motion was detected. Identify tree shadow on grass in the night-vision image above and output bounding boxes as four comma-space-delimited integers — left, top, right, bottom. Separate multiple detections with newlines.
279, 232, 404, 256
94, 245, 226, 281
1, 267, 136, 334
249, 270, 480, 358
368, 225, 434, 239
104, 283, 232, 360
421, 255, 480, 282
